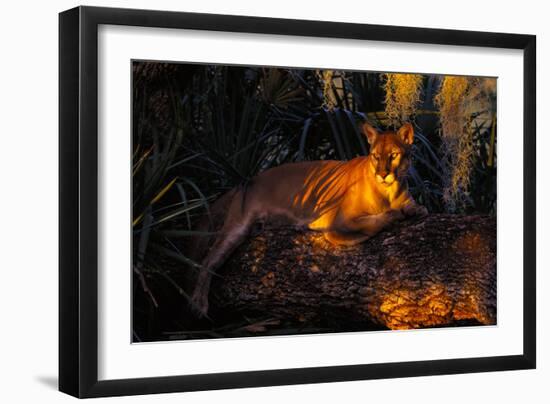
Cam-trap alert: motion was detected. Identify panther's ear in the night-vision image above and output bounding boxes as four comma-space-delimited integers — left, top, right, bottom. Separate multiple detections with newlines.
397, 123, 414, 145
362, 122, 379, 145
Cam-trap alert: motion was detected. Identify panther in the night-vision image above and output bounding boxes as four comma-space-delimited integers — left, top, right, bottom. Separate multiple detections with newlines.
189, 122, 427, 316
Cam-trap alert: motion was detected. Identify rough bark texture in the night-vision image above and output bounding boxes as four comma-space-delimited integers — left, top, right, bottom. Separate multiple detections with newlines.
211, 214, 496, 330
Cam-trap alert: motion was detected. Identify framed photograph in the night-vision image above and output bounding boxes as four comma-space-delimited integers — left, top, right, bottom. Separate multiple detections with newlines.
59, 6, 536, 398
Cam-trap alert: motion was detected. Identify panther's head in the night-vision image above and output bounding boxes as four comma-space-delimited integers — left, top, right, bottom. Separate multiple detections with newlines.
362, 122, 414, 187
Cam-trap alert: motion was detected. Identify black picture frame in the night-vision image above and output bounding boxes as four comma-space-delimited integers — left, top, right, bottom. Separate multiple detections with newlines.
59, 5, 536, 398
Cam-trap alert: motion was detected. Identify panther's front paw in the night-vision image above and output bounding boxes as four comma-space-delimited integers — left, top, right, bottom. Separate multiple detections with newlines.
402, 204, 428, 218
416, 205, 429, 217
386, 208, 406, 222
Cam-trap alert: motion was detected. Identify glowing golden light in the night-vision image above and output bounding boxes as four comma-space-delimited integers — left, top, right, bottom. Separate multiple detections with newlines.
376, 284, 454, 330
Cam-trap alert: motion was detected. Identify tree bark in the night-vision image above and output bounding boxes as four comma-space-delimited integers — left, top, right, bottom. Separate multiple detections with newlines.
211, 214, 496, 330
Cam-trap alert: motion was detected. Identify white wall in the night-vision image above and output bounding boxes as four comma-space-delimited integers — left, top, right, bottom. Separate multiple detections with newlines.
0, 0, 546, 402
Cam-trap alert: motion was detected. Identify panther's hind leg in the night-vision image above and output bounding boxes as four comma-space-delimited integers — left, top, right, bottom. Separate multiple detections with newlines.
323, 230, 372, 246
324, 209, 406, 246
190, 200, 255, 317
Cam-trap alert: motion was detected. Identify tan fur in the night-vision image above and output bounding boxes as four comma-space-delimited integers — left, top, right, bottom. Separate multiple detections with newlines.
190, 122, 427, 316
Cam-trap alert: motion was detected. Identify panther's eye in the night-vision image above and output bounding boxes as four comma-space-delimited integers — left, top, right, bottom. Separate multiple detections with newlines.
373, 154, 380, 160
390, 152, 399, 160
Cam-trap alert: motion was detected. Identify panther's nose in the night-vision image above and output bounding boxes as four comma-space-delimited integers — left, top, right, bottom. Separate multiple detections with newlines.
376, 173, 395, 185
